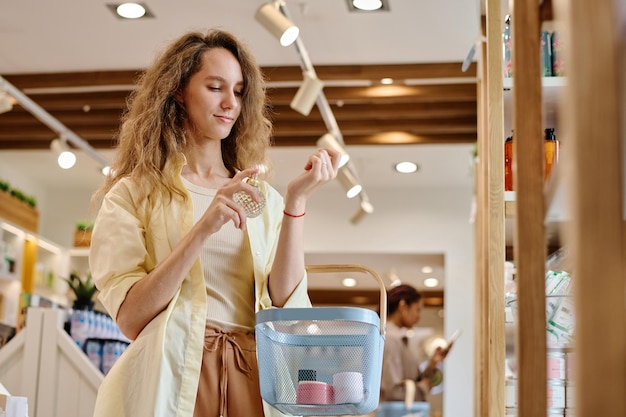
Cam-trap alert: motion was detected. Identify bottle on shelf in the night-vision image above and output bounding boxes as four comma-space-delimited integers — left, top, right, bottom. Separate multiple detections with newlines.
544, 128, 560, 184
504, 131, 514, 191
70, 309, 89, 349
551, 31, 566, 76
540, 31, 553, 77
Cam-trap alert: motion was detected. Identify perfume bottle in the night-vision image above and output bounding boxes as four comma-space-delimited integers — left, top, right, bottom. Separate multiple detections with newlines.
233, 172, 266, 218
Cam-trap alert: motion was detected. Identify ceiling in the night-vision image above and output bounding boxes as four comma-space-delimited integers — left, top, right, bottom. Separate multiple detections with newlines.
0, 0, 481, 306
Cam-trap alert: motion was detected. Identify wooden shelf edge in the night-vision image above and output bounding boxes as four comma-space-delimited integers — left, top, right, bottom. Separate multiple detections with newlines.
0, 191, 39, 233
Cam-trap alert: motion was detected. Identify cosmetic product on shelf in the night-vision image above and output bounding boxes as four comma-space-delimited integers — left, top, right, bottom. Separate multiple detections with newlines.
504, 132, 514, 191
544, 128, 560, 184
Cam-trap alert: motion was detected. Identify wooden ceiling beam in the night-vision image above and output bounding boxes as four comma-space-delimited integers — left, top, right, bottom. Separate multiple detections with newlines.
3, 62, 476, 89
268, 84, 477, 105
273, 117, 477, 136
1, 101, 477, 126
0, 109, 476, 133
12, 83, 476, 111
0, 133, 476, 150
321, 101, 477, 120
0, 119, 477, 141
0, 64, 478, 151
272, 133, 477, 147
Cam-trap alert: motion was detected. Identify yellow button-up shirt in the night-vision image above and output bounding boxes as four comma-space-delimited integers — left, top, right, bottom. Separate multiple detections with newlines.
90, 158, 311, 417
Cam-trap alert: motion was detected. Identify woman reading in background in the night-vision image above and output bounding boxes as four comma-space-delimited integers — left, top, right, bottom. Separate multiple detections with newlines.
380, 284, 454, 404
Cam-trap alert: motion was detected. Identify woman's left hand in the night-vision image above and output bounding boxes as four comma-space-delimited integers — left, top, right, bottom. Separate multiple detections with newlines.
284, 148, 341, 210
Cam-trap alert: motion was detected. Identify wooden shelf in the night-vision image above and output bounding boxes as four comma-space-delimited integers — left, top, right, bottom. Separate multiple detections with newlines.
0, 191, 39, 233
503, 76, 566, 136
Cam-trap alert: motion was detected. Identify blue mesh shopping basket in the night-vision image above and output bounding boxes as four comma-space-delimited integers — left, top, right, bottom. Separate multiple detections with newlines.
256, 264, 388, 416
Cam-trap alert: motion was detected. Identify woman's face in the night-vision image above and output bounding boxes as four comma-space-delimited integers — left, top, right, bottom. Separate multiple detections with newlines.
180, 48, 243, 142
401, 298, 424, 328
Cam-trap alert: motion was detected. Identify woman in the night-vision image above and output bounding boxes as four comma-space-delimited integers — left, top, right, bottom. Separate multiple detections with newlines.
89, 29, 340, 417
380, 285, 449, 404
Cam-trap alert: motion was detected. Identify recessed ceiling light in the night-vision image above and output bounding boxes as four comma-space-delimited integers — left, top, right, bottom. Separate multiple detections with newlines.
421, 266, 433, 274
394, 161, 418, 173
346, 0, 389, 12
423, 277, 439, 288
380, 78, 394, 85
107, 2, 154, 19
342, 277, 357, 287
117, 3, 145, 18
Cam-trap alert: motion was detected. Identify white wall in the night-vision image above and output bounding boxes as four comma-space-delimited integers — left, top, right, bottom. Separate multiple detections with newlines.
38, 187, 97, 249
2, 176, 476, 417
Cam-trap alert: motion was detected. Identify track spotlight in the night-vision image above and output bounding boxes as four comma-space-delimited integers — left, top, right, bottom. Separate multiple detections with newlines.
101, 166, 112, 176
0, 91, 13, 115
255, 2, 300, 47
50, 138, 76, 169
350, 194, 374, 225
290, 71, 324, 116
316, 133, 349, 168
337, 166, 363, 199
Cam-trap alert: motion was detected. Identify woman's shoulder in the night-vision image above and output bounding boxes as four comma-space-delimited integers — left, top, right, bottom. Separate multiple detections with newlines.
107, 177, 147, 199
104, 177, 158, 211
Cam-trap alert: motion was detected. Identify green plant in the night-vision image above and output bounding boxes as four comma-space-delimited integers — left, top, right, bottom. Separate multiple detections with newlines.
0, 179, 37, 208
64, 272, 98, 309
75, 220, 95, 231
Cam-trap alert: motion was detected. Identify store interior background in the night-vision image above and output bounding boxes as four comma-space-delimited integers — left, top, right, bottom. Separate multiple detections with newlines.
0, 1, 481, 415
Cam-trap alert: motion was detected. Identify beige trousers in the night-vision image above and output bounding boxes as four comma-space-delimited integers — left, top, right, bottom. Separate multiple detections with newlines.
194, 325, 265, 417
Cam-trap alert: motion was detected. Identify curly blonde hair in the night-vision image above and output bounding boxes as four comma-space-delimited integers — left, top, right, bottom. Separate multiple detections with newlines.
93, 29, 272, 207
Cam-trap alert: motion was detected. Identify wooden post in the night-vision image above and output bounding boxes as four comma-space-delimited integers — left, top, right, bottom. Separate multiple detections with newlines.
474, 19, 488, 416
511, 0, 548, 416
486, 0, 506, 415
558, 0, 626, 414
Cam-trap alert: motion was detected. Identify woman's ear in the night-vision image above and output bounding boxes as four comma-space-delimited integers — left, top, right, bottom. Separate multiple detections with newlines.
174, 90, 184, 105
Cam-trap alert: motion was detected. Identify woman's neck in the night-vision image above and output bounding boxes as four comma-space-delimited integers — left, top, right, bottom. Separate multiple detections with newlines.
389, 313, 405, 329
182, 141, 231, 188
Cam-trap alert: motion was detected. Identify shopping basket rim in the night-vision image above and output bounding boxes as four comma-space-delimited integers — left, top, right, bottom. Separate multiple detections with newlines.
255, 306, 381, 329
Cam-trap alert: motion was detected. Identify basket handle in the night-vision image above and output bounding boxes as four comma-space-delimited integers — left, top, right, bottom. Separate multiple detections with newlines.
305, 264, 387, 336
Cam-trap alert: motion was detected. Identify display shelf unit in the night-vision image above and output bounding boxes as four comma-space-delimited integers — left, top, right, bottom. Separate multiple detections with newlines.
502, 76, 566, 138
0, 221, 26, 327
31, 237, 68, 308
0, 221, 25, 282
478, 0, 626, 416
0, 217, 77, 328
68, 247, 90, 278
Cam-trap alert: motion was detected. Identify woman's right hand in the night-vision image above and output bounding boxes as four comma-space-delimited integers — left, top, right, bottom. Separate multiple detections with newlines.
197, 167, 262, 233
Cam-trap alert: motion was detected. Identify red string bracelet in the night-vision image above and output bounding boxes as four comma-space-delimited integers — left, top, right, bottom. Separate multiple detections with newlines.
283, 210, 305, 218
